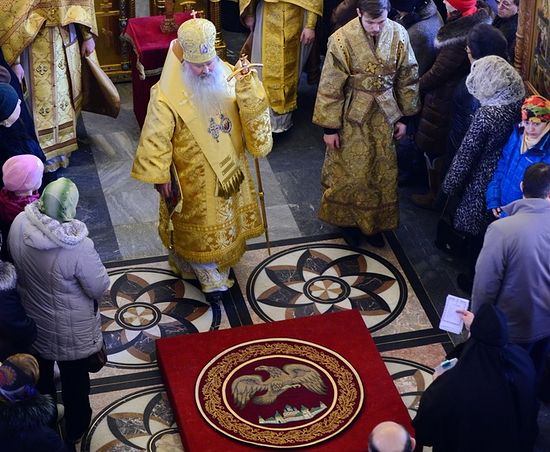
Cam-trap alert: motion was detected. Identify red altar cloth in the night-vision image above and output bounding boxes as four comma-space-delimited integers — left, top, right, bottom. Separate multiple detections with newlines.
156, 310, 413, 451
124, 13, 192, 127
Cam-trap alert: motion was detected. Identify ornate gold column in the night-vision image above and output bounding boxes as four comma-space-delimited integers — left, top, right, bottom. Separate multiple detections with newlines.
514, 2, 534, 77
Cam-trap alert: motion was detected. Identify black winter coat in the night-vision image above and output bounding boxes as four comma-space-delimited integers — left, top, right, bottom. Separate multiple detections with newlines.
0, 261, 36, 360
0, 393, 67, 452
413, 304, 538, 452
415, 2, 493, 157
493, 14, 518, 62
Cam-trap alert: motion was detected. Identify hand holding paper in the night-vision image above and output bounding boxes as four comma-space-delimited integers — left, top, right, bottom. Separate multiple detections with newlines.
439, 295, 470, 334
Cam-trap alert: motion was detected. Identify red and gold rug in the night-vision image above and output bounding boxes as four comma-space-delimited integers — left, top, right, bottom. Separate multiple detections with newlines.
156, 310, 412, 451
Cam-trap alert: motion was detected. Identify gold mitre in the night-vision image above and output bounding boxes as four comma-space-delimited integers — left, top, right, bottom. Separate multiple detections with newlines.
177, 18, 217, 64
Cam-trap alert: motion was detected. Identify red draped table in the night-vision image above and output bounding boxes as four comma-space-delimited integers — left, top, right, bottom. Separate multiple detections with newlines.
123, 13, 192, 127
156, 310, 414, 451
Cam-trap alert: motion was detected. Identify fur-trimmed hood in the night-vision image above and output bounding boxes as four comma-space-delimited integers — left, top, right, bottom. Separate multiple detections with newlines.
0, 260, 17, 291
0, 393, 55, 432
22, 201, 88, 250
435, 1, 493, 49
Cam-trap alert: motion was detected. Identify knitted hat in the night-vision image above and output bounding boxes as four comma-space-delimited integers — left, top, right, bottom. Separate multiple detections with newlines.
447, 0, 477, 15
177, 18, 217, 64
0, 354, 39, 403
0, 66, 10, 84
2, 155, 44, 193
38, 177, 79, 222
391, 0, 419, 12
466, 55, 525, 106
521, 95, 550, 123
0, 83, 19, 123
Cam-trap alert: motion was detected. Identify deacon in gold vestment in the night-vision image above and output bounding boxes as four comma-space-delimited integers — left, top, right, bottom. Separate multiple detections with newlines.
131, 18, 272, 301
240, 0, 322, 133
313, 0, 420, 247
0, 0, 97, 171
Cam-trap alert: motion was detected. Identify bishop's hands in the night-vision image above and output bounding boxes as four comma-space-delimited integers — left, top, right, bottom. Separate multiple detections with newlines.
229, 55, 262, 82
234, 56, 253, 79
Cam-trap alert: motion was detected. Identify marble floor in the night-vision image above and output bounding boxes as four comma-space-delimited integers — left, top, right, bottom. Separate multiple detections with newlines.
82, 237, 448, 451
52, 31, 549, 451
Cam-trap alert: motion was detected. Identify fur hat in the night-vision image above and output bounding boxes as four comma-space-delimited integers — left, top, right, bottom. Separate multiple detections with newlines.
521, 95, 550, 123
177, 18, 217, 64
38, 177, 79, 222
467, 23, 508, 60
0, 354, 39, 403
0, 83, 19, 123
466, 55, 525, 106
448, 0, 477, 15
2, 155, 44, 194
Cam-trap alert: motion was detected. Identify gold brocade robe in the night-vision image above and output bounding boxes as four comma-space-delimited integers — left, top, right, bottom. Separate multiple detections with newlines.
240, 0, 321, 114
0, 0, 97, 170
131, 42, 272, 268
313, 18, 420, 234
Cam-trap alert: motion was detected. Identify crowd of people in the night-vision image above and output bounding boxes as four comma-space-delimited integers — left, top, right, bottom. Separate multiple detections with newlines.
1, 0, 549, 450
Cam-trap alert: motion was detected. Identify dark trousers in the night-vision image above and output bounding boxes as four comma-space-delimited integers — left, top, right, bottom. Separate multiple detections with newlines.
466, 233, 485, 279
35, 355, 92, 442
518, 337, 550, 402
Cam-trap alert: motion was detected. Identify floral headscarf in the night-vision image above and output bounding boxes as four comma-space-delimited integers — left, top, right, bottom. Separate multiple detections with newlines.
521, 95, 550, 123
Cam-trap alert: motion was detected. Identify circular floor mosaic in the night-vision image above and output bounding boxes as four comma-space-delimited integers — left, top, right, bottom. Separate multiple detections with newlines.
82, 386, 181, 451
246, 244, 407, 331
100, 267, 221, 368
383, 357, 433, 418
195, 338, 364, 448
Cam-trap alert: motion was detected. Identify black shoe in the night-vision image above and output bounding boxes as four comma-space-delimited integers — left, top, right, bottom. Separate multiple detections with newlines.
341, 227, 362, 247
364, 233, 385, 248
457, 273, 473, 295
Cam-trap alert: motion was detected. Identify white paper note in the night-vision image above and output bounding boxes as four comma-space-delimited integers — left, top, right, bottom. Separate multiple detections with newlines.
439, 295, 470, 334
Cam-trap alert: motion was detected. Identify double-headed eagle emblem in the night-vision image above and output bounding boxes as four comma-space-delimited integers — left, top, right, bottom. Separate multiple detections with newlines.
231, 364, 327, 409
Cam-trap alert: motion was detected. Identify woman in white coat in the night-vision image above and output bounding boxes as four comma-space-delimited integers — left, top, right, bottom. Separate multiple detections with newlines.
8, 177, 109, 444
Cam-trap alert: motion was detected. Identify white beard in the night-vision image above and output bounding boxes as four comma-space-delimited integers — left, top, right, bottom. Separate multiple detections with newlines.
181, 59, 235, 121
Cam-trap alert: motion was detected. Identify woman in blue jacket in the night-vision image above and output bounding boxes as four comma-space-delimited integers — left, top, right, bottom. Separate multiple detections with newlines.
486, 95, 550, 218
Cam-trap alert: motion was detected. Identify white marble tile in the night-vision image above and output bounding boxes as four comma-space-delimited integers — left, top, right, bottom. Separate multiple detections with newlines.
247, 204, 301, 244
114, 222, 167, 259
90, 131, 138, 164
106, 189, 160, 226
96, 159, 144, 195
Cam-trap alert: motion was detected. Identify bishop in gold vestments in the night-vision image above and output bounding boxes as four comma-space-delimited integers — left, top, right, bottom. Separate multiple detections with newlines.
313, 7, 420, 237
240, 0, 322, 132
0, 0, 97, 171
131, 19, 272, 297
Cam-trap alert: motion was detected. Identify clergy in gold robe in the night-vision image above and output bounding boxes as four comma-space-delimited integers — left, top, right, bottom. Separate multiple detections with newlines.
313, 0, 420, 247
240, 0, 322, 133
131, 18, 272, 300
0, 0, 97, 171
